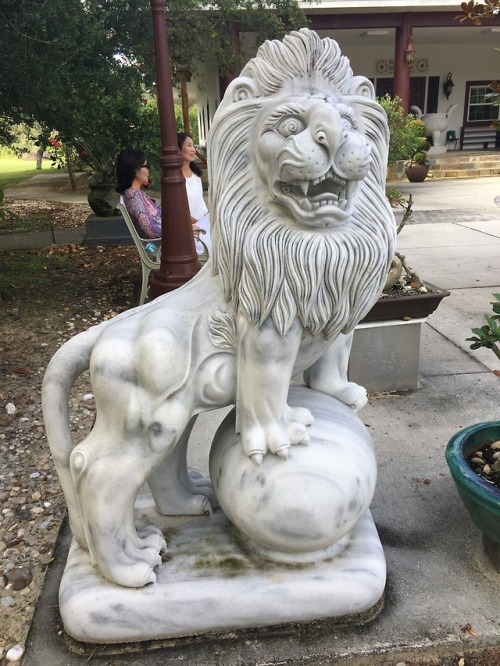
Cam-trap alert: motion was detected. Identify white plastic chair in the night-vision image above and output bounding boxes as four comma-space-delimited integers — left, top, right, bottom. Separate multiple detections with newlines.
118, 198, 209, 305
118, 198, 161, 305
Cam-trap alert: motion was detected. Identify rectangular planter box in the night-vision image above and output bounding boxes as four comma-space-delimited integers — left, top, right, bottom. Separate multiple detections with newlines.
349, 282, 449, 392
361, 282, 450, 323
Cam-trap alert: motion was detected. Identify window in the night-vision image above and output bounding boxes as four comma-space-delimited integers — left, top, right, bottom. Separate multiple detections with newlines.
467, 85, 499, 123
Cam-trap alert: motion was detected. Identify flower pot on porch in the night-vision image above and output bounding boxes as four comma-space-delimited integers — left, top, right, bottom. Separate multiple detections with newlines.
405, 162, 429, 183
445, 421, 500, 571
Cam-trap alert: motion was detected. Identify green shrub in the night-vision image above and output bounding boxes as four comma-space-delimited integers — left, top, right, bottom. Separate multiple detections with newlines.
378, 94, 430, 165
467, 294, 500, 361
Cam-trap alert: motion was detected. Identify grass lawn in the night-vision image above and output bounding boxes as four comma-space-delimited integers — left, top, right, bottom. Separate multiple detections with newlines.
0, 156, 54, 189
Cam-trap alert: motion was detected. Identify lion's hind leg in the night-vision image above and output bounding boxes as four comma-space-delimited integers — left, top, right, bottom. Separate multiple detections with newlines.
147, 415, 216, 516
69, 425, 169, 588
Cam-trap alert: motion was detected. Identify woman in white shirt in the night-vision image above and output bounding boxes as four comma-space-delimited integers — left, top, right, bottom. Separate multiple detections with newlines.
177, 132, 211, 253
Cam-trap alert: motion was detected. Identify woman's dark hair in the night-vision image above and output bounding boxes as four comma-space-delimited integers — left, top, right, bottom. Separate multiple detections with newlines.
177, 133, 202, 177
115, 149, 147, 193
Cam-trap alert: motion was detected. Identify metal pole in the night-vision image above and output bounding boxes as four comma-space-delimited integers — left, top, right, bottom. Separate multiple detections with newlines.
149, 0, 200, 298
393, 13, 412, 113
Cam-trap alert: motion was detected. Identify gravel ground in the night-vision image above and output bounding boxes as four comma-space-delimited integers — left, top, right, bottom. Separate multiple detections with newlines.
1, 199, 142, 663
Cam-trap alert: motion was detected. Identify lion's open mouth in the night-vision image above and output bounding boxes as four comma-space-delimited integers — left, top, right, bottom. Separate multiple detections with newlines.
280, 168, 348, 212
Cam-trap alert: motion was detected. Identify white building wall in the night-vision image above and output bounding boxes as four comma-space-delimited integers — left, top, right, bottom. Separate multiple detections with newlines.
189, 20, 500, 149
190, 60, 222, 149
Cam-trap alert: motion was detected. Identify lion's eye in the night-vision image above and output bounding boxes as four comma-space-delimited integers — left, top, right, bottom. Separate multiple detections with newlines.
277, 116, 305, 137
339, 108, 358, 132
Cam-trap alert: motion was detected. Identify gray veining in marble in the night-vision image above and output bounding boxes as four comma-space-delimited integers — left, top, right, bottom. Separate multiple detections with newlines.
43, 29, 394, 642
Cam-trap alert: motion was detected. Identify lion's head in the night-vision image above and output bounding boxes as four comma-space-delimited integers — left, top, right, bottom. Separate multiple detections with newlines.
207, 29, 396, 341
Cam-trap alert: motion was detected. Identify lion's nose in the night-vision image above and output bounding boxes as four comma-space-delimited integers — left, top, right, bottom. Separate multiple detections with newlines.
310, 107, 345, 154
315, 129, 327, 145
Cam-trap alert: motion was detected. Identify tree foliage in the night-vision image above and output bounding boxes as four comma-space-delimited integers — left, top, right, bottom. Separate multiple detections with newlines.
164, 0, 308, 81
457, 1, 500, 24
0, 0, 307, 179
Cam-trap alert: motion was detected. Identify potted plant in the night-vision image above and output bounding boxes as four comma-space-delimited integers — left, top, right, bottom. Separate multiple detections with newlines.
378, 95, 430, 182
445, 294, 500, 571
77, 142, 120, 217
404, 149, 431, 183
363, 194, 450, 322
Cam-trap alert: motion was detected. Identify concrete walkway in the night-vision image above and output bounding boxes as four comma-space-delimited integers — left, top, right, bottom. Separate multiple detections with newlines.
12, 172, 500, 665
2, 173, 88, 250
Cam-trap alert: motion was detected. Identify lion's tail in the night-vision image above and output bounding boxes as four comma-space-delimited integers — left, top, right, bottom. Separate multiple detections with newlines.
42, 323, 105, 542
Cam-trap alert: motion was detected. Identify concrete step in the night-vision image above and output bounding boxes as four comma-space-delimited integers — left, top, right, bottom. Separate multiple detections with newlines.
388, 151, 500, 180
429, 150, 500, 179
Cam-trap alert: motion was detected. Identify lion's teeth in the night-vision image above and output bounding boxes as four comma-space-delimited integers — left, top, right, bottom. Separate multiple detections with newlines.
312, 173, 328, 187
296, 181, 309, 196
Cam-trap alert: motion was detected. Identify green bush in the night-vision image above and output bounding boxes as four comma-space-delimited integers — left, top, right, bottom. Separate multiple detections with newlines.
467, 293, 500, 361
378, 94, 430, 165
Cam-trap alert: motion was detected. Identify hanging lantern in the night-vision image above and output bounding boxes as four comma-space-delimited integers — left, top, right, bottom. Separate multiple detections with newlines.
443, 73, 455, 100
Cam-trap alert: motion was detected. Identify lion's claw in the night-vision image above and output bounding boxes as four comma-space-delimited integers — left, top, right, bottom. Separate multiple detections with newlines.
241, 403, 313, 463
275, 447, 289, 459
250, 452, 264, 466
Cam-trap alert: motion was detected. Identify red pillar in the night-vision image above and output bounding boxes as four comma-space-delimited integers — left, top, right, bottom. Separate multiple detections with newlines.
149, 0, 200, 298
393, 14, 413, 113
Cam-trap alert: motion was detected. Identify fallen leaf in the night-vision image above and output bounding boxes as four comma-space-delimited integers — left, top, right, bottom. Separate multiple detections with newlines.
460, 622, 477, 637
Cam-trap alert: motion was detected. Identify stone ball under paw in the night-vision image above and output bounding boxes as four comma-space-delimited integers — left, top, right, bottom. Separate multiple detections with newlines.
209, 387, 377, 562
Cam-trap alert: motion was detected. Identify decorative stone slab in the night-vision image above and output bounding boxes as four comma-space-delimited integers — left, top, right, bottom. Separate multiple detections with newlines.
59, 508, 385, 644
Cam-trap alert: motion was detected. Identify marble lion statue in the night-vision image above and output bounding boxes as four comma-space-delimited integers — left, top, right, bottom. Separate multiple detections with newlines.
42, 29, 396, 587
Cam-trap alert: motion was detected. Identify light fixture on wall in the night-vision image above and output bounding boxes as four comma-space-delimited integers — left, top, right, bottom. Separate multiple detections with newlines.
404, 35, 416, 65
361, 29, 390, 37
443, 72, 455, 100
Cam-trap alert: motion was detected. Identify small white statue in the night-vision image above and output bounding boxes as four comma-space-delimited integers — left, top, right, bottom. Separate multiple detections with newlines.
42, 29, 396, 589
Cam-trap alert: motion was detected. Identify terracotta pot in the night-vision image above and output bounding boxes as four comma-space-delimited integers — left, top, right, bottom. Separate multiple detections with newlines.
446, 421, 500, 570
405, 162, 429, 183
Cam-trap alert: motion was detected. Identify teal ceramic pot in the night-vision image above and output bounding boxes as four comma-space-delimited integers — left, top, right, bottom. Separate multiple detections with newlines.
446, 422, 500, 545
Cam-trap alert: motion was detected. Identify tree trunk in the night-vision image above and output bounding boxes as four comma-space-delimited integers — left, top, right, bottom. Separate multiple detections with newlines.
64, 145, 76, 190
36, 146, 44, 170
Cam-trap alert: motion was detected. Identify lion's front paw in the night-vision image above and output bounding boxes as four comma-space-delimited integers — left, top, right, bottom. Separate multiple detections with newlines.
241, 406, 314, 465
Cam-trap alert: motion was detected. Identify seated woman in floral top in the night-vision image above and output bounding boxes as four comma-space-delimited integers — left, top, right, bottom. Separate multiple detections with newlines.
115, 149, 161, 239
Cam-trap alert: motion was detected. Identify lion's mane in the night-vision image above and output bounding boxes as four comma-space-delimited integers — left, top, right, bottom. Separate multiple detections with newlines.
207, 29, 396, 343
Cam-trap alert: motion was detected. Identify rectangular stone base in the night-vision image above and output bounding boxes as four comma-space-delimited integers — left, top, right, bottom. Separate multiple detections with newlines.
59, 499, 386, 644
82, 214, 134, 246
350, 319, 424, 392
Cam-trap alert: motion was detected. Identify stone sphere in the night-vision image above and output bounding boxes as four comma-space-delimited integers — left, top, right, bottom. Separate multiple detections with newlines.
209, 387, 377, 562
